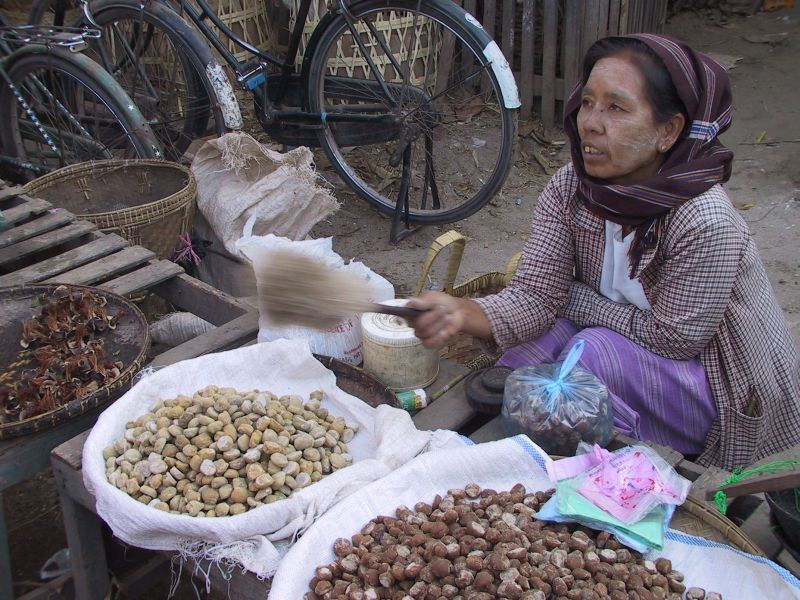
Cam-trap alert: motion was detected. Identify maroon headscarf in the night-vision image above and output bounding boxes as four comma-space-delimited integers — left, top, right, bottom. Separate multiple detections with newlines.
564, 33, 734, 275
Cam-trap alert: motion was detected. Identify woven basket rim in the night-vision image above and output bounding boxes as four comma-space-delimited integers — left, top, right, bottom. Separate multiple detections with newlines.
676, 495, 764, 556
22, 159, 196, 223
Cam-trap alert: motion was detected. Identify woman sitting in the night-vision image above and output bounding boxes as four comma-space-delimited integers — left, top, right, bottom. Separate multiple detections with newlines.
409, 34, 800, 470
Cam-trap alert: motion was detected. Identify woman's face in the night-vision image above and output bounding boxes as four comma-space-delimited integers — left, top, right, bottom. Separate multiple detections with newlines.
577, 54, 676, 185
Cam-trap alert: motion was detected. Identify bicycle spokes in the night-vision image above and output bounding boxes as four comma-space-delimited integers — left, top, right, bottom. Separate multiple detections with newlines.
312, 4, 513, 225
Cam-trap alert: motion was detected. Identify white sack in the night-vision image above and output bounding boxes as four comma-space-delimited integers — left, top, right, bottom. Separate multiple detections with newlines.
270, 436, 800, 599
191, 132, 339, 257
150, 312, 214, 347
82, 339, 434, 578
237, 231, 394, 364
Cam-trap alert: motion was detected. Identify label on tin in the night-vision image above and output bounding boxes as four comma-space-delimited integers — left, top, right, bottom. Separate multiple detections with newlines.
397, 389, 428, 411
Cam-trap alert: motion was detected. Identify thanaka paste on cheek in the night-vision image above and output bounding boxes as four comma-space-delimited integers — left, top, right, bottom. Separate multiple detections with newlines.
577, 56, 666, 184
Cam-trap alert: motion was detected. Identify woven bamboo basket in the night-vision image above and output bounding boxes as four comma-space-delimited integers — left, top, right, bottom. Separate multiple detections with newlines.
414, 230, 522, 370
204, 0, 286, 64
23, 160, 196, 261
671, 495, 763, 555
285, 0, 441, 88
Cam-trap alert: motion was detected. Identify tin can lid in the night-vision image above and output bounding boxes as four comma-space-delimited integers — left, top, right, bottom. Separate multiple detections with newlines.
361, 299, 422, 346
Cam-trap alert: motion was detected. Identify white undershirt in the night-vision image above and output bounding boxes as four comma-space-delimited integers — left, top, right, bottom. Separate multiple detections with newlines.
599, 221, 652, 310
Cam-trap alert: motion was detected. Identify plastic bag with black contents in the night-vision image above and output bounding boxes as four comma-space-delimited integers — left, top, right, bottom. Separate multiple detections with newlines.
501, 340, 613, 455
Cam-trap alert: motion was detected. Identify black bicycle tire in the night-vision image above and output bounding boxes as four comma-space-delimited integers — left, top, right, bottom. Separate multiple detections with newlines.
306, 0, 517, 225
29, 0, 228, 158
0, 48, 161, 177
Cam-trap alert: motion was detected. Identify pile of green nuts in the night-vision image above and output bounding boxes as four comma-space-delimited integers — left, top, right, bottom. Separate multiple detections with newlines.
104, 385, 359, 517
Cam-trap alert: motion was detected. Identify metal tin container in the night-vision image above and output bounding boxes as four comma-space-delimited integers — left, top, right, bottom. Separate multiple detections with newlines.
361, 299, 439, 391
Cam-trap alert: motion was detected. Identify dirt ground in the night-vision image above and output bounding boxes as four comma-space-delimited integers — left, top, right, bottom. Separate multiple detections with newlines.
3, 3, 800, 597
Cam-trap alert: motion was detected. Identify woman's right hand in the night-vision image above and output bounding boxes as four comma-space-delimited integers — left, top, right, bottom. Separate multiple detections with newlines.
407, 291, 494, 349
406, 291, 466, 349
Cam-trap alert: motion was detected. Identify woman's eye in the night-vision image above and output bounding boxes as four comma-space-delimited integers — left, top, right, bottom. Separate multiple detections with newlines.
581, 98, 592, 107
610, 103, 624, 112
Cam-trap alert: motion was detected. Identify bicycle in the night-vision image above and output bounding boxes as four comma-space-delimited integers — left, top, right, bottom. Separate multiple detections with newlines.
31, 0, 520, 241
0, 13, 162, 182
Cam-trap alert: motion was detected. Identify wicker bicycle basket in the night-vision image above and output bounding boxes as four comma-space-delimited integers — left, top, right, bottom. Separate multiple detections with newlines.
414, 230, 522, 370
23, 160, 196, 261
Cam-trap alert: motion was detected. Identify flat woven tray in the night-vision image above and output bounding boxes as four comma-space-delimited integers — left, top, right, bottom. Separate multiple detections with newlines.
314, 354, 400, 410
0, 283, 149, 439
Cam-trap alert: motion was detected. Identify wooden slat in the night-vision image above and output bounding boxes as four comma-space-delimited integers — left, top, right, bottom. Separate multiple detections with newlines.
562, 0, 583, 120
540, 0, 558, 128
480, 0, 497, 95
0, 220, 96, 267
0, 494, 11, 600
434, 30, 457, 97
45, 246, 154, 285
0, 196, 51, 226
520, 72, 566, 100
519, 0, 535, 120
608, 0, 622, 36
51, 431, 89, 474
100, 259, 183, 297
483, 0, 496, 42
147, 311, 260, 368
634, 0, 643, 33
0, 185, 23, 203
463, 0, 477, 77
501, 0, 514, 63
153, 273, 250, 325
583, 0, 601, 58
412, 361, 473, 432
0, 233, 128, 287
707, 470, 800, 500
469, 416, 504, 443
619, 0, 630, 34
0, 208, 74, 249
597, 0, 610, 38
53, 461, 110, 600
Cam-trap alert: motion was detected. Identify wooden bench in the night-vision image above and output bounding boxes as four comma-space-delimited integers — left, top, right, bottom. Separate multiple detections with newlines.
0, 183, 260, 599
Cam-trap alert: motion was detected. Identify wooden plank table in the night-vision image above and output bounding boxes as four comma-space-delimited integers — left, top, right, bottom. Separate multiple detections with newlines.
0, 183, 259, 599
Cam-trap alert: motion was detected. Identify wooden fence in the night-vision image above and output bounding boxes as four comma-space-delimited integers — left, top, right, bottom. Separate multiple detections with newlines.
470, 0, 669, 126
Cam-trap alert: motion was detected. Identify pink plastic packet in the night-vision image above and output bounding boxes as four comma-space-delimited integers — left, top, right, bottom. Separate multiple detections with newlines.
546, 443, 690, 524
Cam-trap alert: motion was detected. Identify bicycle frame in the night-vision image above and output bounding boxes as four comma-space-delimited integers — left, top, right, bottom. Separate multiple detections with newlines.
176, 0, 313, 91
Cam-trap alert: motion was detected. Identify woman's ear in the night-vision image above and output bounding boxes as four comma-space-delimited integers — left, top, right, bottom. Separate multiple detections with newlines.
659, 113, 687, 153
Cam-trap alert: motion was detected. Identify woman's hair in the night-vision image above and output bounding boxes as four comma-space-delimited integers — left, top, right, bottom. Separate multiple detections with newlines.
582, 37, 688, 126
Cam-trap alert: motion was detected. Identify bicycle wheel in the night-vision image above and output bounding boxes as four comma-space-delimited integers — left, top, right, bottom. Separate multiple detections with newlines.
29, 0, 225, 161
0, 47, 161, 181
306, 0, 518, 225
